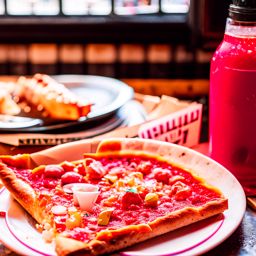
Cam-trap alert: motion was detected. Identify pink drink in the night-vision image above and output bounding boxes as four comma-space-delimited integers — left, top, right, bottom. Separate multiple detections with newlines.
210, 23, 256, 195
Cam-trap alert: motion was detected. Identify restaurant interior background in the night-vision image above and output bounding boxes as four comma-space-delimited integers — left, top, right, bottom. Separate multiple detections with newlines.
0, 0, 230, 142
1, 2, 256, 255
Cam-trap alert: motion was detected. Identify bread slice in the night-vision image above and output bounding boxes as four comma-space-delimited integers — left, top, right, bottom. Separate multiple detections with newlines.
14, 74, 92, 120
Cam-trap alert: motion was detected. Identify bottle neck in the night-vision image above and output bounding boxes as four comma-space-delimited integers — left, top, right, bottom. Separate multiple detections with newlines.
225, 18, 256, 37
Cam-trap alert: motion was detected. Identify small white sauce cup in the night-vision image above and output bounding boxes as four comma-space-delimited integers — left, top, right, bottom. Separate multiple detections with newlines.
71, 184, 100, 212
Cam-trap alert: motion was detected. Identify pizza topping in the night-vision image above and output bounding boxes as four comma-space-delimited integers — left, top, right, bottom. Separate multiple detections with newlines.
137, 161, 153, 175
51, 205, 68, 215
98, 208, 113, 226
136, 185, 151, 199
60, 161, 77, 172
121, 190, 143, 210
169, 175, 185, 185
144, 179, 157, 190
104, 174, 118, 184
144, 192, 159, 207
54, 216, 67, 232
61, 172, 83, 185
127, 177, 136, 187
153, 167, 171, 184
130, 171, 143, 180
102, 195, 118, 207
68, 206, 78, 213
44, 165, 65, 178
115, 179, 125, 189
76, 163, 87, 176
43, 179, 59, 189
66, 212, 82, 229
84, 158, 106, 180
171, 181, 192, 201
108, 166, 126, 178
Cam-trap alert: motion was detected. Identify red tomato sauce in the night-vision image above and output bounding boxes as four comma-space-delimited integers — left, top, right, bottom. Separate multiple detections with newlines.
12, 154, 222, 243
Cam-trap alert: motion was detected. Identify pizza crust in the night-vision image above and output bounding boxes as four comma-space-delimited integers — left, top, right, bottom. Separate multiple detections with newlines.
0, 163, 39, 221
0, 154, 49, 224
55, 236, 92, 256
54, 199, 227, 256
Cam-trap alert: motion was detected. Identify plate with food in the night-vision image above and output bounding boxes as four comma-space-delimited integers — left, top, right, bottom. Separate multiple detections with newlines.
0, 74, 134, 133
0, 138, 246, 256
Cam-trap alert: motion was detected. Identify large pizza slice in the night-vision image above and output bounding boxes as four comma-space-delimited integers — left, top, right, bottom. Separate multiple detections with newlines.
0, 138, 228, 256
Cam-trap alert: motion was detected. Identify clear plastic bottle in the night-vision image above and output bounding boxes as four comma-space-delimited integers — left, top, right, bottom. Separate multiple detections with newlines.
210, 0, 256, 195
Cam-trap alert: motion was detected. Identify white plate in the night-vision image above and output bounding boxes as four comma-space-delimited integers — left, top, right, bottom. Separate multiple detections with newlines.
0, 139, 246, 256
0, 75, 134, 132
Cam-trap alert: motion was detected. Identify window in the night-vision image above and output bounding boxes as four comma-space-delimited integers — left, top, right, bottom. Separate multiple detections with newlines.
6, 0, 59, 15
62, 0, 112, 15
0, 0, 190, 16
